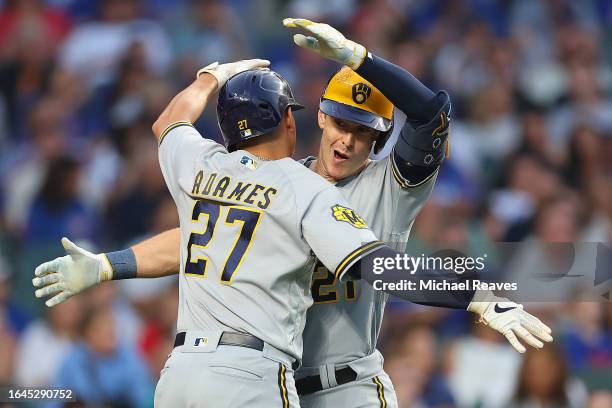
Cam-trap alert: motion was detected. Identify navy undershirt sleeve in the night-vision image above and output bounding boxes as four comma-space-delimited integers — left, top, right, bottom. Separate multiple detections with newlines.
349, 245, 475, 309
356, 54, 442, 123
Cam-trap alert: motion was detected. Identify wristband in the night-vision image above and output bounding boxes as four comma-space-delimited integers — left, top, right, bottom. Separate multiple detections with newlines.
104, 248, 137, 280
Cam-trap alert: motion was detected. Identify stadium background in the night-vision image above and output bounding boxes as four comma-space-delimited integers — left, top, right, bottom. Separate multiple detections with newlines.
0, 0, 611, 407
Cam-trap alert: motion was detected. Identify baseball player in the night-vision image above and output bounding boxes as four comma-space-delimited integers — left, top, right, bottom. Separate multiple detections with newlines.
33, 22, 552, 408
30, 60, 480, 407
143, 61, 407, 407
281, 19, 551, 407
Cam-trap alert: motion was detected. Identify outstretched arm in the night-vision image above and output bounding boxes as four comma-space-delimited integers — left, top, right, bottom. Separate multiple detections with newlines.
33, 229, 181, 307
348, 246, 554, 354
133, 228, 181, 277
34, 59, 272, 308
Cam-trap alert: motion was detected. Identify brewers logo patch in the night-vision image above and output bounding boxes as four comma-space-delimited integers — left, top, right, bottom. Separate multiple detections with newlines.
351, 83, 372, 104
331, 205, 368, 229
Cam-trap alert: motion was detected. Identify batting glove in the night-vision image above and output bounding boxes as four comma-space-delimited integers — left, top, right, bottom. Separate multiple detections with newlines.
467, 290, 553, 353
32, 237, 112, 307
197, 59, 270, 88
283, 18, 367, 70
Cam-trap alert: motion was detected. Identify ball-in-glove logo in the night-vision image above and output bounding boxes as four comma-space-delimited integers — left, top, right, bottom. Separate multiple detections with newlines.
331, 204, 368, 229
351, 83, 372, 104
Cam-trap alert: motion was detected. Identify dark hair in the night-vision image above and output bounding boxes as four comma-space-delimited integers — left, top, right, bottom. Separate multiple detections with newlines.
38, 156, 80, 212
563, 124, 602, 188
513, 346, 570, 405
77, 304, 110, 338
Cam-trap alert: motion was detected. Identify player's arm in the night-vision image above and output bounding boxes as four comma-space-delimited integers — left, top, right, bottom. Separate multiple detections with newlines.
300, 187, 552, 354
358, 54, 450, 186
151, 71, 217, 140
32, 230, 181, 307
357, 53, 450, 186
132, 228, 180, 277
283, 18, 449, 185
348, 245, 475, 308
345, 245, 553, 353
283, 18, 437, 119
300, 187, 475, 310
151, 59, 270, 140
348, 250, 553, 353
299, 187, 472, 310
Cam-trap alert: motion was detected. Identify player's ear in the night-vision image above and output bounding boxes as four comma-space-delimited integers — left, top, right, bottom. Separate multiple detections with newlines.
317, 110, 326, 130
285, 107, 296, 135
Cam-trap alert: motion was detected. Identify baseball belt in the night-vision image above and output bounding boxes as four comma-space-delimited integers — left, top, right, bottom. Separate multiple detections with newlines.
174, 331, 264, 351
295, 366, 358, 395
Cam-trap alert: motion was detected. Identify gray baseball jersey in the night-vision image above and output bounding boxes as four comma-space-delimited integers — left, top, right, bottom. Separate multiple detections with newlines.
299, 155, 437, 369
158, 122, 383, 362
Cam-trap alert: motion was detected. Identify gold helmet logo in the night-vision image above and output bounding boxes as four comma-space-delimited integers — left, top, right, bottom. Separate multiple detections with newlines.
320, 67, 393, 131
351, 83, 372, 104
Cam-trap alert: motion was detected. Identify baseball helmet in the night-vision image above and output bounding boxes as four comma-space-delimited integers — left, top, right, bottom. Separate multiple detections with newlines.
217, 68, 304, 152
320, 67, 393, 154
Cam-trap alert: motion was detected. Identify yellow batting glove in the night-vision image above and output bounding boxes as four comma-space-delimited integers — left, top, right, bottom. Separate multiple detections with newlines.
283, 18, 367, 70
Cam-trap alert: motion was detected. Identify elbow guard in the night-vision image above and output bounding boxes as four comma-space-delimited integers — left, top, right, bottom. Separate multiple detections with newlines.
395, 91, 451, 168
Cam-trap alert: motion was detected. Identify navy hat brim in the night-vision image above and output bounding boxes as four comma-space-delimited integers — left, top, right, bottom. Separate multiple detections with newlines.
320, 99, 392, 132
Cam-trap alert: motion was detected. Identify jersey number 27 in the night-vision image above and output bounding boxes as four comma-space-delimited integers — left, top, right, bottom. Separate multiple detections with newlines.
312, 261, 357, 304
185, 199, 262, 284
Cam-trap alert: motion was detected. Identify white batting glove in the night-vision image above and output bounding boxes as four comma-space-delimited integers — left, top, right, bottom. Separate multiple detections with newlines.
467, 290, 553, 353
196, 59, 270, 88
283, 18, 367, 70
32, 237, 113, 307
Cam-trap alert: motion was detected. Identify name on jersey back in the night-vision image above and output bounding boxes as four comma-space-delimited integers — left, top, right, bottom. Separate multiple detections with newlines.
190, 170, 278, 209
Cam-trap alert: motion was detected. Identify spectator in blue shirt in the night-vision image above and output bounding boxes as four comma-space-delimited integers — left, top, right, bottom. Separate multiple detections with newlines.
25, 156, 97, 245
51, 304, 153, 407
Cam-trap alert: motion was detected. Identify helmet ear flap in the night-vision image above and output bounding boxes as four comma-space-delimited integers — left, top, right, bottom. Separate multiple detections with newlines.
372, 125, 393, 155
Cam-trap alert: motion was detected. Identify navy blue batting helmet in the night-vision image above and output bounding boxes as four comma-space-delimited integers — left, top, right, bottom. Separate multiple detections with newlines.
217, 68, 304, 152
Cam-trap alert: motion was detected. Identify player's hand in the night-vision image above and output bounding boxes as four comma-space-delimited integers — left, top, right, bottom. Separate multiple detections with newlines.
197, 59, 270, 88
33, 237, 112, 307
283, 18, 367, 70
467, 291, 553, 353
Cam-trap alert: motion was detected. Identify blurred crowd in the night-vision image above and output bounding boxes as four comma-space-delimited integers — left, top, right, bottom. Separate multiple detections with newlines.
0, 0, 611, 407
